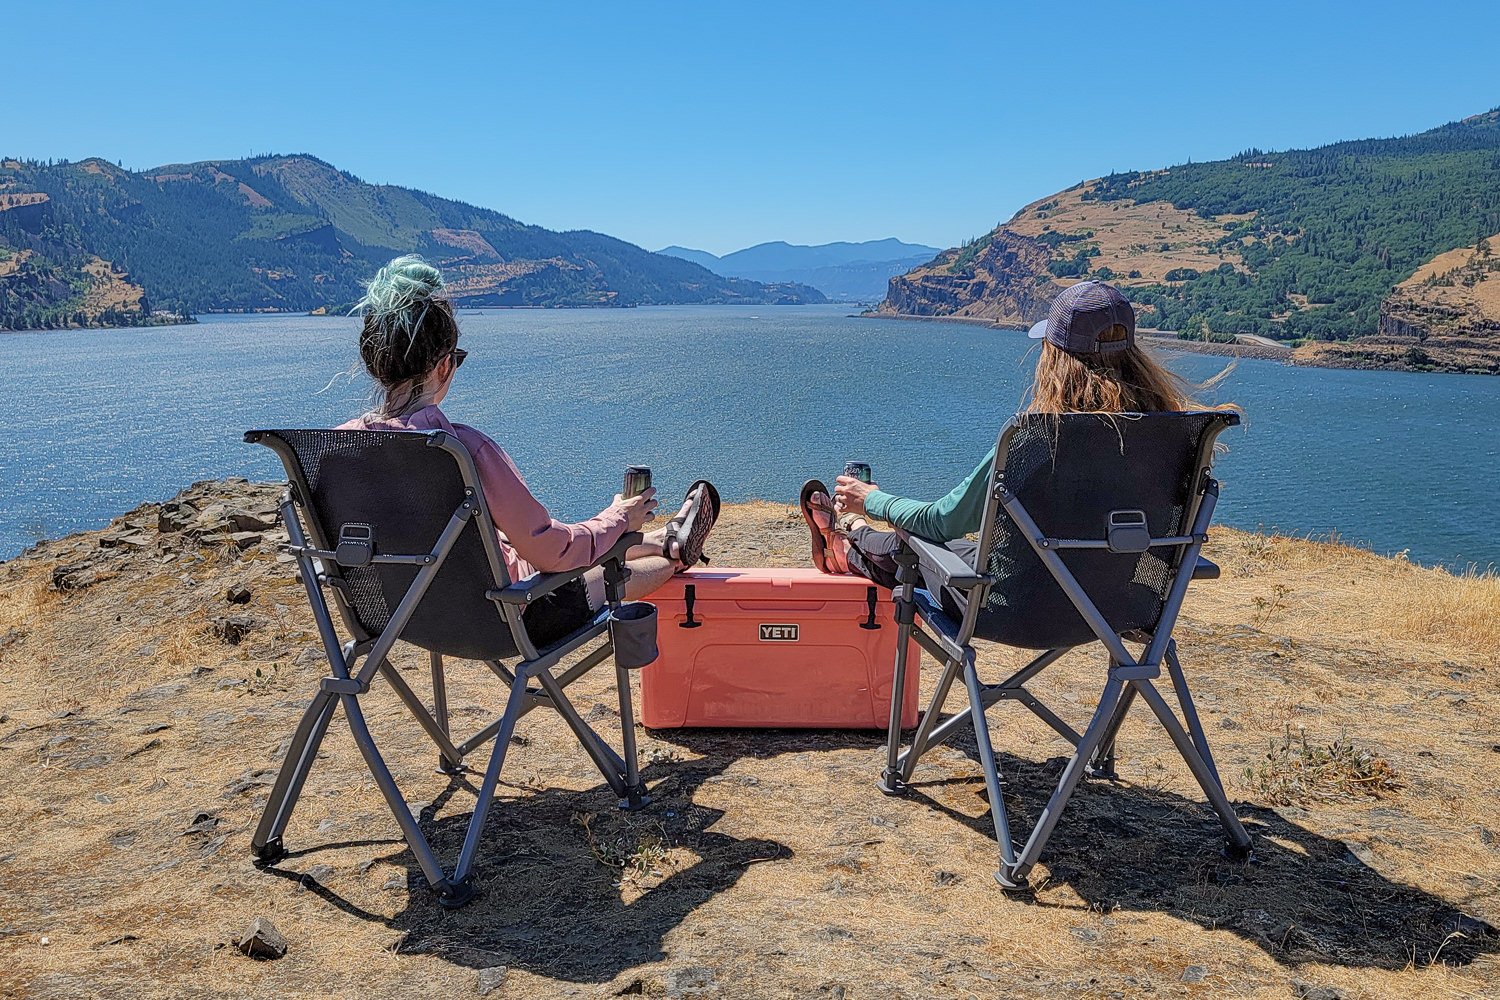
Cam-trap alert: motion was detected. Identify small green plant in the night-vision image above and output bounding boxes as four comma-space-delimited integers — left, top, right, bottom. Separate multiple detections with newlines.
1243, 725, 1402, 804
1251, 583, 1291, 621
571, 811, 673, 881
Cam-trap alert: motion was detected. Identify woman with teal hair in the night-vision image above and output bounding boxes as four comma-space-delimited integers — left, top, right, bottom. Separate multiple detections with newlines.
338, 255, 720, 646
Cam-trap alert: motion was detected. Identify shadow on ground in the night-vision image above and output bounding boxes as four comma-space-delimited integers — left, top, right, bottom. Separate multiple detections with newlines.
260, 724, 1495, 982
262, 749, 794, 983
908, 719, 1498, 971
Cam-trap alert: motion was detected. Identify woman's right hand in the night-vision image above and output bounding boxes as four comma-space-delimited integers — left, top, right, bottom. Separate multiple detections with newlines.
613, 487, 659, 531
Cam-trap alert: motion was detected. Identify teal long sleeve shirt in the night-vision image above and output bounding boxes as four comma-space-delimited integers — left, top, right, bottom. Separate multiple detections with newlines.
863, 445, 997, 543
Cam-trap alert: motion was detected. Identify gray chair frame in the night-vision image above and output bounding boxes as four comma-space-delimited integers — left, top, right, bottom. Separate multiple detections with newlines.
878, 412, 1253, 889
245, 428, 650, 907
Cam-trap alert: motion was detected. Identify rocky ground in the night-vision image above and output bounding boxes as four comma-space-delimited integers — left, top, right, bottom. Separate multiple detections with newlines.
1, 482, 1497, 999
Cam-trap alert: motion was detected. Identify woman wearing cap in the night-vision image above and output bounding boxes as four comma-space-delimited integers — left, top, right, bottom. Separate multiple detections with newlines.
339, 255, 721, 648
799, 280, 1227, 589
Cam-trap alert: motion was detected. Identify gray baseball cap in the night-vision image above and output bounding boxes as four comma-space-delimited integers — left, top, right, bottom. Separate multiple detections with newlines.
1027, 280, 1136, 354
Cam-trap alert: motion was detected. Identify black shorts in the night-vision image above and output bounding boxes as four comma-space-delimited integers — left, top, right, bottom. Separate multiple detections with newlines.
521, 578, 596, 649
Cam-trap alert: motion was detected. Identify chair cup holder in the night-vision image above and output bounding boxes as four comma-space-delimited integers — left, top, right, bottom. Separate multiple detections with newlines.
609, 601, 659, 669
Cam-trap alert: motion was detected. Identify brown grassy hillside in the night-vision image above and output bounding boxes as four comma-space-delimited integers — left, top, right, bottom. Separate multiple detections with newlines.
1, 483, 1497, 999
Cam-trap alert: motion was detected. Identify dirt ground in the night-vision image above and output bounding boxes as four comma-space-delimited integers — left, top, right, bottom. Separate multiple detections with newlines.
0, 485, 1496, 999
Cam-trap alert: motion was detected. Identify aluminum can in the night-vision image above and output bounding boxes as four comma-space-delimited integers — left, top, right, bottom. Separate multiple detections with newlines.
842, 461, 873, 484
623, 465, 653, 499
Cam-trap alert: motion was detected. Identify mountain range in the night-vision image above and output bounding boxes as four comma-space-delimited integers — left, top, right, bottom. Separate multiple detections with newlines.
659, 238, 939, 301
877, 109, 1500, 373
0, 155, 824, 330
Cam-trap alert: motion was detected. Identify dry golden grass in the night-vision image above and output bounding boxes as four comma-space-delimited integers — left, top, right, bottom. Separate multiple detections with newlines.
0, 491, 1495, 999
1003, 182, 1251, 285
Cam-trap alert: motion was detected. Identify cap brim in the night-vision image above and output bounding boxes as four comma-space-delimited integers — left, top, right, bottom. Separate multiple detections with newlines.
1027, 320, 1048, 339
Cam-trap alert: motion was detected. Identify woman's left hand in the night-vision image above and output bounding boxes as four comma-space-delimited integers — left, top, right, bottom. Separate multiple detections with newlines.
834, 475, 877, 517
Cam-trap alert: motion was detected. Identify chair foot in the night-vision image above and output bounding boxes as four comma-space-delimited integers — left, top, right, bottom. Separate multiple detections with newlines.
875, 770, 908, 797
618, 786, 652, 812
994, 866, 1029, 892
1085, 763, 1119, 781
435, 757, 466, 776
434, 876, 480, 909
251, 838, 287, 867
1223, 837, 1253, 863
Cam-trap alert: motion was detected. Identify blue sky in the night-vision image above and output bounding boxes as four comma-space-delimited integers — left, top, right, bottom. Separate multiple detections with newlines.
11, 2, 1500, 254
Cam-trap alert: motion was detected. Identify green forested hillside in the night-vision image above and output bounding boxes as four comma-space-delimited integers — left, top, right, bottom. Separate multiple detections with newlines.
883, 109, 1500, 354
1090, 110, 1500, 341
0, 155, 822, 329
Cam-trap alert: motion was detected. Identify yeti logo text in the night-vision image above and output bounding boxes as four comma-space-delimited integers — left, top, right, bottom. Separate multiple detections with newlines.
758, 623, 799, 642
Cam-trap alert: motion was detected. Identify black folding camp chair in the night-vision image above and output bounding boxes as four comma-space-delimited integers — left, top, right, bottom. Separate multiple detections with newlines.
877, 411, 1252, 889
244, 428, 657, 907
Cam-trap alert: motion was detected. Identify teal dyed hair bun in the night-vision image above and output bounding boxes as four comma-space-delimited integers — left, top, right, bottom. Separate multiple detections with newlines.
356, 254, 445, 333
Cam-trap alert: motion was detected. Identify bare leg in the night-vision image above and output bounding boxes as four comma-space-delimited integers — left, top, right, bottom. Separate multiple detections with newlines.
624, 555, 675, 600
618, 527, 676, 600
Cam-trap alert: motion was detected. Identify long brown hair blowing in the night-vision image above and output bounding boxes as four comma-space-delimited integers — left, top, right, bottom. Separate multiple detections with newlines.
1025, 325, 1234, 414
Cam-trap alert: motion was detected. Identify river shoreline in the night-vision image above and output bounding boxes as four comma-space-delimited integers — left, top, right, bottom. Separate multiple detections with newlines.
858, 311, 1297, 362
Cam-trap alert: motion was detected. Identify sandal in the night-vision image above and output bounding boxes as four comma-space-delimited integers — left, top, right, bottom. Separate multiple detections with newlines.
799, 480, 839, 574
665, 480, 720, 569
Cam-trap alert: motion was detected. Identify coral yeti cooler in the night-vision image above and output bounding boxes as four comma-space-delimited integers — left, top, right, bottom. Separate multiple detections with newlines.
641, 568, 919, 729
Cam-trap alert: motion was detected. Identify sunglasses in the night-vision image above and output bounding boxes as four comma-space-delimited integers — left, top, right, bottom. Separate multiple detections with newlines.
449, 347, 468, 370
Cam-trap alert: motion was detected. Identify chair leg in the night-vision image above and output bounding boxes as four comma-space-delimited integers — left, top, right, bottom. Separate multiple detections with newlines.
896, 650, 964, 784
1087, 674, 1137, 780
532, 667, 630, 799
1008, 675, 1127, 886
251, 689, 338, 864
431, 652, 462, 775
1164, 641, 1220, 786
1134, 681, 1252, 857
878, 613, 919, 795
961, 650, 1019, 877
451, 677, 531, 894
342, 693, 457, 897
613, 664, 649, 810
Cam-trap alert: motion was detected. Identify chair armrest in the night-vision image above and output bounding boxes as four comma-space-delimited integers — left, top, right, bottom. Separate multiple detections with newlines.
1192, 556, 1220, 581
897, 529, 991, 591
489, 532, 643, 606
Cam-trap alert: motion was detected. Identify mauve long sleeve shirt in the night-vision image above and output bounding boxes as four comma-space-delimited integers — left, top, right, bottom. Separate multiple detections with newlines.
338, 405, 630, 582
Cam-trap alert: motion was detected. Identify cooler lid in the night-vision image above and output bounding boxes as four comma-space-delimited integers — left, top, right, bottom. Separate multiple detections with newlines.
654, 566, 885, 602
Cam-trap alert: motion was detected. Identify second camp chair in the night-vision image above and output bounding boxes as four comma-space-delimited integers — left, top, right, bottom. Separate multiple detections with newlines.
244, 428, 659, 907
877, 411, 1253, 889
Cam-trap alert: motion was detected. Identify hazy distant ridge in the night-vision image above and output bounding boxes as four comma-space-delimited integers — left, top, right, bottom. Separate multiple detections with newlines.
660, 238, 940, 301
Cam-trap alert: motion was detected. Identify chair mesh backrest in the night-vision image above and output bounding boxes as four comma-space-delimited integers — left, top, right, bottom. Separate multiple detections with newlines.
974, 411, 1232, 650
260, 430, 520, 661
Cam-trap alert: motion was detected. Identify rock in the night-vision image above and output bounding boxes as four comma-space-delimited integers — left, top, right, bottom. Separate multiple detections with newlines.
212, 615, 260, 645
300, 864, 334, 888
1069, 925, 1101, 943
131, 681, 187, 702
476, 966, 509, 996
181, 812, 220, 837
933, 870, 959, 887
224, 769, 277, 796
226, 585, 252, 605
228, 509, 278, 533
51, 562, 118, 592
1181, 965, 1208, 983
229, 532, 262, 551
234, 916, 287, 960
1291, 980, 1344, 1000
661, 966, 716, 996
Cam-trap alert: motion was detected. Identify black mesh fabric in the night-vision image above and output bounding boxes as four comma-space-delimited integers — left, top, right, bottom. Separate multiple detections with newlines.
264, 430, 521, 661
973, 411, 1233, 650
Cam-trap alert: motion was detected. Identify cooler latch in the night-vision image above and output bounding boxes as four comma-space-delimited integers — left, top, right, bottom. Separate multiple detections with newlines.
680, 584, 703, 629
860, 586, 881, 630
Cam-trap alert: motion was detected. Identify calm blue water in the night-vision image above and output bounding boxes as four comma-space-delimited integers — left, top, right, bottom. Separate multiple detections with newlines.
2, 305, 1496, 570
